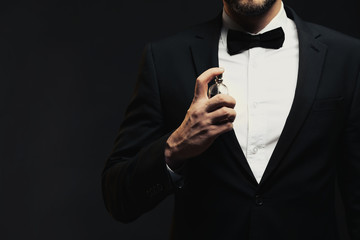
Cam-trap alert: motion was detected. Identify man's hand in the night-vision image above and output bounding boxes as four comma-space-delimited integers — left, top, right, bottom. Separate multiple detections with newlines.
165, 68, 236, 170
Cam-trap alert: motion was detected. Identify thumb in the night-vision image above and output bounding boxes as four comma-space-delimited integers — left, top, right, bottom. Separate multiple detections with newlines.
194, 67, 225, 100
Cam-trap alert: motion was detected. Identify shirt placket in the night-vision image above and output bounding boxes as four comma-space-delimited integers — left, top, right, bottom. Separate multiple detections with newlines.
246, 48, 267, 182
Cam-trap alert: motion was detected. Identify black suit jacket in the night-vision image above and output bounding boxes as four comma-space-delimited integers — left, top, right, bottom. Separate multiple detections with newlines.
102, 7, 360, 240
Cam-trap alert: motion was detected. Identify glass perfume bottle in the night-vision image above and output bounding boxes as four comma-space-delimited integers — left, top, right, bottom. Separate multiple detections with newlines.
208, 74, 228, 98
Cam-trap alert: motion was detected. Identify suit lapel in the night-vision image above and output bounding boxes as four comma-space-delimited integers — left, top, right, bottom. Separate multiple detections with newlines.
259, 8, 328, 186
189, 15, 259, 185
220, 130, 260, 186
189, 15, 221, 77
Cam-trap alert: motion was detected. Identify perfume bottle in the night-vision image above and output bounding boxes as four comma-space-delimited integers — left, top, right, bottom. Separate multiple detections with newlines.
208, 74, 228, 98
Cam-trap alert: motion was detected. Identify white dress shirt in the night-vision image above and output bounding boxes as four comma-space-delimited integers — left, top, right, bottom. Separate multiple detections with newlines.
219, 2, 299, 182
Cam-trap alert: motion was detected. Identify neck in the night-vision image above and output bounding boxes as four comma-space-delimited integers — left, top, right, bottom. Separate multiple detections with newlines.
224, 0, 282, 34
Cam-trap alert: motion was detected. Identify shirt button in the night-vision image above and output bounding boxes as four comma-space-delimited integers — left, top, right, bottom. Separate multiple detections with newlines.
252, 147, 259, 154
255, 195, 264, 206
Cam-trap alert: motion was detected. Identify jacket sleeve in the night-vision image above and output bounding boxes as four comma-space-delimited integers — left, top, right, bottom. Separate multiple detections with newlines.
338, 69, 360, 239
101, 43, 175, 223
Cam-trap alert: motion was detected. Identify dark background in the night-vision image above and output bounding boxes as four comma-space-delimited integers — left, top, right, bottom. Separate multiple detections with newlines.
0, 0, 359, 239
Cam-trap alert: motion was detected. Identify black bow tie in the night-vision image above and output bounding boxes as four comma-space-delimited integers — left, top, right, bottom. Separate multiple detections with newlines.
227, 27, 285, 55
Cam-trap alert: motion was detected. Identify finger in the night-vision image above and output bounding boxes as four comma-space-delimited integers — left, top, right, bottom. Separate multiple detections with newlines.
194, 67, 224, 100
208, 122, 234, 137
207, 107, 236, 124
206, 94, 236, 112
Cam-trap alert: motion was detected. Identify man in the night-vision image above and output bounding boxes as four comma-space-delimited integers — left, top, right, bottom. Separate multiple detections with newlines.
102, 0, 360, 239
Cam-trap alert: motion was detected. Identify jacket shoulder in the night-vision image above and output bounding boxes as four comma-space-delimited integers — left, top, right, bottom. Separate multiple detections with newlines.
306, 22, 360, 53
149, 16, 221, 52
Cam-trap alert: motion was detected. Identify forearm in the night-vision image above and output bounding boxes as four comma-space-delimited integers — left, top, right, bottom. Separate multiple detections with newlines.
102, 133, 174, 223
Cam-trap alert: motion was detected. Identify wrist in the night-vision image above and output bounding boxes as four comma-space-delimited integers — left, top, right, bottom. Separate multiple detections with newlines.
164, 137, 184, 171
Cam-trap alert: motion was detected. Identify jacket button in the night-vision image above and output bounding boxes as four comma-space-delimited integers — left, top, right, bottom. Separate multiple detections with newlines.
255, 195, 263, 206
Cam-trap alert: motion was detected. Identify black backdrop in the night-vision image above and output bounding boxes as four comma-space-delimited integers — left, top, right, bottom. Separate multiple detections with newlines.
0, 0, 359, 239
